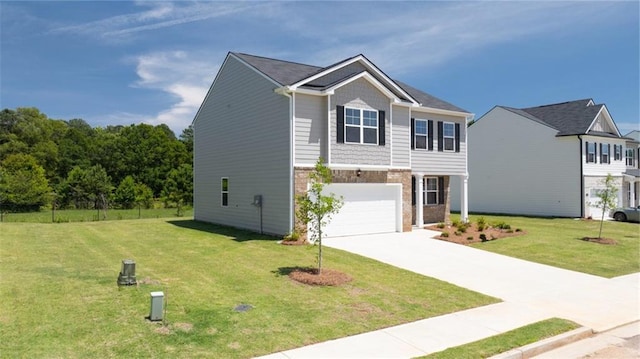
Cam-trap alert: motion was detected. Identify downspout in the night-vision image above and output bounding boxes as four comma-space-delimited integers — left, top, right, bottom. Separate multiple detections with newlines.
579, 135, 584, 218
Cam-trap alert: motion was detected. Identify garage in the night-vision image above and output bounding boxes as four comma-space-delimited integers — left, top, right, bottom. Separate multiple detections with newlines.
316, 183, 402, 238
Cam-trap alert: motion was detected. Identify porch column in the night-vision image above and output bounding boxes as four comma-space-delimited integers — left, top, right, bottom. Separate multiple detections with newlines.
630, 180, 637, 207
460, 174, 469, 223
416, 173, 424, 228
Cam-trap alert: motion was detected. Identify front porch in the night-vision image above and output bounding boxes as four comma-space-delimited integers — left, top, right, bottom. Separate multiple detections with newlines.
411, 173, 468, 226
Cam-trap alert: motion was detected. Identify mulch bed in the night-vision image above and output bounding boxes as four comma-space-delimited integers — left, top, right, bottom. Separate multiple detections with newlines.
581, 237, 618, 245
426, 224, 526, 245
288, 267, 353, 286
280, 239, 309, 246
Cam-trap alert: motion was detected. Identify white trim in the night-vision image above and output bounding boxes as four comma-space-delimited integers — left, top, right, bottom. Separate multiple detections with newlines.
586, 105, 622, 137
294, 163, 410, 170
344, 107, 379, 145
442, 121, 456, 152
389, 99, 393, 167
325, 72, 400, 101
414, 118, 429, 150
411, 105, 473, 118
327, 93, 332, 164
288, 55, 419, 105
424, 177, 439, 205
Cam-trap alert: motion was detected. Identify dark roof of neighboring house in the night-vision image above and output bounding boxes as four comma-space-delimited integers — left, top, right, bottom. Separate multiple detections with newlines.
519, 99, 602, 136
497, 99, 618, 137
626, 130, 640, 142
231, 52, 468, 113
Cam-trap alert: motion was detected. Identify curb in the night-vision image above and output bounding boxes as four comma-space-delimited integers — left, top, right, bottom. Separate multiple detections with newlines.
489, 327, 593, 359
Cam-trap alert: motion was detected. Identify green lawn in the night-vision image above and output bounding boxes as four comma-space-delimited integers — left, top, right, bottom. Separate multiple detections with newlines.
0, 219, 498, 358
420, 318, 580, 359
451, 214, 639, 278
0, 207, 193, 223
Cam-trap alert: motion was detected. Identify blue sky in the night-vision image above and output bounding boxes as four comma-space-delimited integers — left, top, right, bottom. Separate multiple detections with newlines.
1, 1, 638, 136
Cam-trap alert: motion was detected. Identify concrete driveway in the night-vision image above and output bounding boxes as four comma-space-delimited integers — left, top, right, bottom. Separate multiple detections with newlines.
257, 229, 639, 358
324, 229, 639, 332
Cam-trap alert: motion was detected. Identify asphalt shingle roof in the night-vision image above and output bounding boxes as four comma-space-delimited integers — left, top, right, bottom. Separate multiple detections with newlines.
518, 99, 603, 136
231, 52, 468, 113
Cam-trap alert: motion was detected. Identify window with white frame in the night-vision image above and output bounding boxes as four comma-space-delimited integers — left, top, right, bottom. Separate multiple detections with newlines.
221, 178, 229, 207
424, 177, 438, 205
601, 144, 609, 164
345, 107, 378, 144
587, 142, 596, 163
627, 148, 635, 167
443, 122, 455, 151
414, 119, 427, 149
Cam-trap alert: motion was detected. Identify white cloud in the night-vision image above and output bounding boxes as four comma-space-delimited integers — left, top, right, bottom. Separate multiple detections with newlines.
129, 50, 220, 134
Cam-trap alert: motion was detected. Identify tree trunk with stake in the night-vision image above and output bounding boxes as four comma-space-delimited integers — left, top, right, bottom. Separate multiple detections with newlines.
595, 174, 618, 239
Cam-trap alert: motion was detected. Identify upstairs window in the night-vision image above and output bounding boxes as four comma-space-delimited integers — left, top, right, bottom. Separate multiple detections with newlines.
221, 178, 229, 207
443, 122, 455, 151
344, 107, 378, 145
586, 142, 596, 163
414, 119, 428, 149
627, 148, 636, 167
614, 145, 622, 161
601, 143, 610, 164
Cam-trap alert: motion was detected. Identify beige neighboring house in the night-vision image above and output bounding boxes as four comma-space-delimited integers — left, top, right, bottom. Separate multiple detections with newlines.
193, 52, 473, 237
451, 99, 634, 219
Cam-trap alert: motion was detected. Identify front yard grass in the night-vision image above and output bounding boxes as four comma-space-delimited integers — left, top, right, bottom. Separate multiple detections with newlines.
0, 219, 498, 358
419, 318, 580, 359
450, 214, 639, 278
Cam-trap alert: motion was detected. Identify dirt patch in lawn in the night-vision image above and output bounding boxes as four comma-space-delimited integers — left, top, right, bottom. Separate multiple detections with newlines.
426, 223, 526, 245
288, 267, 353, 286
581, 237, 618, 245
280, 239, 309, 246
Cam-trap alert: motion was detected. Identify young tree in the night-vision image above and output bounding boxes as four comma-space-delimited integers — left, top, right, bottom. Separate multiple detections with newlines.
115, 176, 136, 209
134, 182, 154, 218
0, 154, 51, 212
295, 158, 343, 274
161, 164, 193, 216
595, 173, 619, 239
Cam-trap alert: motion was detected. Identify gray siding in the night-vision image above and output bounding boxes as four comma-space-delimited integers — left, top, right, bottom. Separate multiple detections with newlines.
410, 111, 467, 175
294, 93, 327, 165
193, 55, 291, 235
330, 78, 391, 166
391, 105, 411, 168
450, 107, 581, 217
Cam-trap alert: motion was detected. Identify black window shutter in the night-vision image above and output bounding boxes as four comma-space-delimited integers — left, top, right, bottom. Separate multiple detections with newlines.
411, 176, 416, 205
607, 144, 611, 164
455, 123, 461, 152
428, 120, 434, 151
410, 118, 415, 149
336, 105, 344, 143
437, 121, 443, 152
438, 177, 445, 205
585, 141, 589, 163
378, 110, 385, 146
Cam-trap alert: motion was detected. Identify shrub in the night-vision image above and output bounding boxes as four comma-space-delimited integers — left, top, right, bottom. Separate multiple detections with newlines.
454, 231, 462, 236
493, 221, 511, 230
451, 219, 461, 228
480, 233, 488, 242
476, 217, 487, 231
436, 222, 446, 229
466, 236, 474, 241
441, 231, 449, 238
516, 228, 522, 232
283, 230, 300, 242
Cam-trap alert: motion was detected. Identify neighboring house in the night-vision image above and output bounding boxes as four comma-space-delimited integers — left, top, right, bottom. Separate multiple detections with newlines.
450, 99, 634, 219
623, 130, 640, 208
193, 52, 473, 237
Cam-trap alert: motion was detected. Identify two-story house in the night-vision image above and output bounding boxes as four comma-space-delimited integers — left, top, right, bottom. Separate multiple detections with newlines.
623, 130, 639, 208
450, 99, 632, 219
193, 52, 472, 237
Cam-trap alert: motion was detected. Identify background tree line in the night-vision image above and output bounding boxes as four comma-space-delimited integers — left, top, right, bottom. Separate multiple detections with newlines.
0, 107, 193, 213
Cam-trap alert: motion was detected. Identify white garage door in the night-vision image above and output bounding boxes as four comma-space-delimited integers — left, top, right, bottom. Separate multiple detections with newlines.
317, 183, 402, 238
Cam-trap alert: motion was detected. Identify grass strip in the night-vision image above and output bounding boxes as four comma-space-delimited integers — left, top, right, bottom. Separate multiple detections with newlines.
419, 318, 580, 359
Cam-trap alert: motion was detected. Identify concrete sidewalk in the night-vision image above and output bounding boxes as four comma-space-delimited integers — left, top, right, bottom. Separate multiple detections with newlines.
256, 229, 639, 358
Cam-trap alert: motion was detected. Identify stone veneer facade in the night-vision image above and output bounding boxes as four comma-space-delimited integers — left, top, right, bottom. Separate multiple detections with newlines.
293, 167, 413, 238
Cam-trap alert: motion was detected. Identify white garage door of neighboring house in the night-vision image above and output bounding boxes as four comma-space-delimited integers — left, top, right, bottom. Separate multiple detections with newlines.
316, 183, 402, 238
586, 188, 616, 220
